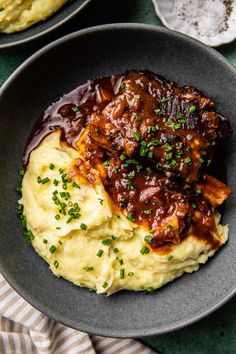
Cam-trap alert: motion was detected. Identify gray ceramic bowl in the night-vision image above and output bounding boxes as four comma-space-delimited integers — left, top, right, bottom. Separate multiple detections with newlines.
0, 24, 235, 338
0, 0, 92, 48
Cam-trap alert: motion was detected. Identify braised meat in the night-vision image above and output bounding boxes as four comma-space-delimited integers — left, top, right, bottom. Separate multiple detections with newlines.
89, 71, 232, 182
24, 70, 232, 249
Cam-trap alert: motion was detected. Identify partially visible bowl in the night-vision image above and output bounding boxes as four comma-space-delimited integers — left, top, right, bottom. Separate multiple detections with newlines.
152, 0, 236, 47
0, 0, 92, 49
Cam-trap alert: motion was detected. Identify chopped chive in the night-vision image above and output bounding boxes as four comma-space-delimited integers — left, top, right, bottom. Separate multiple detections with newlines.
54, 260, 59, 269
149, 229, 155, 234
119, 259, 124, 265
111, 235, 117, 240
80, 223, 87, 230
199, 157, 204, 164
154, 108, 163, 115
146, 287, 155, 293
0, 7, 5, 12
191, 203, 196, 208
128, 272, 134, 276
102, 239, 112, 246
53, 179, 59, 186
58, 240, 62, 245
55, 214, 60, 220
144, 236, 153, 243
49, 163, 55, 170
163, 143, 172, 151
167, 255, 174, 262
85, 266, 94, 272
134, 131, 141, 141
59, 168, 64, 174
49, 245, 56, 254
207, 159, 212, 167
120, 154, 126, 161
72, 181, 80, 189
94, 127, 100, 134
184, 157, 192, 164
103, 160, 109, 166
120, 269, 125, 279
136, 95, 141, 100
22, 229, 34, 242
97, 249, 104, 257
19, 169, 25, 176
147, 125, 156, 133
147, 139, 159, 148
189, 105, 197, 113
41, 177, 50, 184
43, 239, 48, 244
139, 145, 148, 157
171, 159, 177, 167
113, 248, 119, 254
127, 213, 135, 222
165, 153, 173, 160
115, 213, 120, 219
135, 115, 142, 121
174, 123, 181, 130
114, 165, 120, 173
37, 176, 41, 183
140, 246, 150, 255
160, 97, 169, 103
144, 209, 152, 215
66, 216, 74, 224
163, 117, 167, 122
103, 281, 108, 288
148, 151, 153, 159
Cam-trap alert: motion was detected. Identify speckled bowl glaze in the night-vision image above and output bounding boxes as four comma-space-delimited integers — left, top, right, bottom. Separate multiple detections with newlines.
0, 24, 236, 337
152, 0, 236, 47
0, 0, 92, 49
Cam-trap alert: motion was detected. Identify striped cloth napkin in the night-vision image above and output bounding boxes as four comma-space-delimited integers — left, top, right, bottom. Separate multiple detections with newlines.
0, 274, 156, 354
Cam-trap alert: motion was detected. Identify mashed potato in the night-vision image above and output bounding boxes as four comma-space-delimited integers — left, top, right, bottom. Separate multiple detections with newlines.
0, 0, 68, 33
20, 131, 228, 294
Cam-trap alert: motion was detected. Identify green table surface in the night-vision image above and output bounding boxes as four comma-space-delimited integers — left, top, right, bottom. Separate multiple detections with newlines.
1, 1, 235, 353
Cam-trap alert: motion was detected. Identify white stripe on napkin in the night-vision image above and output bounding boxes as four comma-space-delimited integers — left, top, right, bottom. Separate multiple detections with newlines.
0, 274, 156, 354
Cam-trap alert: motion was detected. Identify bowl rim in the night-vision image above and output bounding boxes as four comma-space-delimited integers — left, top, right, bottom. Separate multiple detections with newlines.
0, 23, 236, 338
0, 0, 93, 49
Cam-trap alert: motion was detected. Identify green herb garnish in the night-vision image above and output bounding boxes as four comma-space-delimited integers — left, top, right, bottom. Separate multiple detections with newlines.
49, 245, 56, 254
140, 246, 150, 255
54, 260, 59, 269
80, 223, 87, 230
120, 269, 125, 279
97, 249, 104, 257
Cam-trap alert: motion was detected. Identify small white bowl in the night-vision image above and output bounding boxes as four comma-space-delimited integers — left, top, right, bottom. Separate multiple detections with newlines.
152, 0, 236, 46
